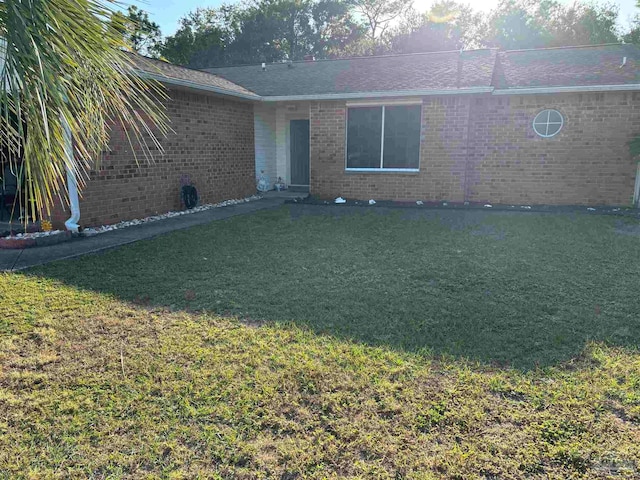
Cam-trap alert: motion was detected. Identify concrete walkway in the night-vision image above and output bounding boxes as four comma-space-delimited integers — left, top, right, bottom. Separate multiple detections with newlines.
0, 197, 286, 272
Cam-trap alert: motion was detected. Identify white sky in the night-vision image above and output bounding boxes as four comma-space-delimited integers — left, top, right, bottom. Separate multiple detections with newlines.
413, 0, 638, 29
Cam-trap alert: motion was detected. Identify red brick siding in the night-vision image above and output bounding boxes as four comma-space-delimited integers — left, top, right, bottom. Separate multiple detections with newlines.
310, 92, 640, 206
465, 92, 639, 205
58, 88, 255, 228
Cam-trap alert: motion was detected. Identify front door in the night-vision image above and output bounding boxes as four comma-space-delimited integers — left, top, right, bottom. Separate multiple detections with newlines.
290, 119, 310, 186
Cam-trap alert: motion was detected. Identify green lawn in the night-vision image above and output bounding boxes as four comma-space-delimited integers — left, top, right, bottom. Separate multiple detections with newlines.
1, 205, 639, 478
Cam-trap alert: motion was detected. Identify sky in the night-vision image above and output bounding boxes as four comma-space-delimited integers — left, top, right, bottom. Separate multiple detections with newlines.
127, 0, 639, 38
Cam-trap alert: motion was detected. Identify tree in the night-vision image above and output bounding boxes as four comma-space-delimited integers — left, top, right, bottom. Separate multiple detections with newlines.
622, 0, 640, 45
485, 0, 620, 50
0, 0, 168, 221
390, 1, 485, 54
159, 8, 232, 67
545, 1, 619, 47
111, 6, 162, 57
350, 0, 413, 52
486, 0, 551, 50
311, 0, 365, 58
160, 0, 365, 67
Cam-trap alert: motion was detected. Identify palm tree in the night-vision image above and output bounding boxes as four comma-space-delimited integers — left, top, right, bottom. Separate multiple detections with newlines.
0, 0, 168, 223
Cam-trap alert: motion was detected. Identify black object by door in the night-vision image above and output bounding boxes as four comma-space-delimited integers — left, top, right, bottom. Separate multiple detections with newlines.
290, 119, 310, 186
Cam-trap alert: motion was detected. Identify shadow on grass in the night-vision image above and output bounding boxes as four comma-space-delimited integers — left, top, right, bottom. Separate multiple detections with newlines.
26, 204, 640, 370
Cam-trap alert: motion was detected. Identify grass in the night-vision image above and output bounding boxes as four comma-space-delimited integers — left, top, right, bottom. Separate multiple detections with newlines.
1, 205, 639, 478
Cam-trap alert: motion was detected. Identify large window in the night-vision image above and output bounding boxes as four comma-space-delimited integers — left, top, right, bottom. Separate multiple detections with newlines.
346, 104, 421, 171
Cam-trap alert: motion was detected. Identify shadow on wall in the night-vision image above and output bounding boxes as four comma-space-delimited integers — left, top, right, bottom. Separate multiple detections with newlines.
25, 204, 640, 370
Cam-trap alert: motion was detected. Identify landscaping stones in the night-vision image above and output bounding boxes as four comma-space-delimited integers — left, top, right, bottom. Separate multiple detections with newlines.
290, 196, 640, 219
0, 195, 262, 249
0, 231, 72, 249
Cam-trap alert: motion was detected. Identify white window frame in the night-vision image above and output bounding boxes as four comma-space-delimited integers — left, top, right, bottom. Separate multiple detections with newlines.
533, 109, 564, 138
345, 102, 422, 172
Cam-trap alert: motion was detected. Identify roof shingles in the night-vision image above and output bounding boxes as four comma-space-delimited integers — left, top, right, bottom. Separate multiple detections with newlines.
129, 54, 259, 98
205, 49, 497, 97
130, 44, 640, 100
495, 44, 640, 89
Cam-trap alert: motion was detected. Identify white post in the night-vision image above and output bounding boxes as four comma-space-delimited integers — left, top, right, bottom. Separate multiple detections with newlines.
634, 162, 640, 208
62, 118, 80, 232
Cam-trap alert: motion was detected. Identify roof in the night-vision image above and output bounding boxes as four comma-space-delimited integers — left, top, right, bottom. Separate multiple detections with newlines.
204, 49, 497, 98
127, 44, 640, 101
495, 44, 640, 90
202, 44, 640, 99
128, 53, 260, 100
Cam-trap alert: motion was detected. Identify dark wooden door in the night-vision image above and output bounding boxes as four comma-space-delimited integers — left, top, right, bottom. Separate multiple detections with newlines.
290, 120, 310, 186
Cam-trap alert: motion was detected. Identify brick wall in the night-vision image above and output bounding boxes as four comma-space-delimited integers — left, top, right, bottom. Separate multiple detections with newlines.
54, 88, 255, 228
310, 91, 640, 206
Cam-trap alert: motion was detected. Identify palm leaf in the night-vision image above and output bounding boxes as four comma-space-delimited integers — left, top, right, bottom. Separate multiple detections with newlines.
0, 0, 169, 223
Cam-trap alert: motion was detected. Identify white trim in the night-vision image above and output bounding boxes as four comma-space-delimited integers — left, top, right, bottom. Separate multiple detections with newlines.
346, 168, 420, 173
379, 106, 385, 168
634, 162, 640, 207
135, 70, 261, 101
264, 87, 493, 102
135, 68, 640, 102
533, 109, 564, 138
346, 98, 423, 107
344, 103, 422, 172
289, 118, 311, 187
493, 84, 640, 95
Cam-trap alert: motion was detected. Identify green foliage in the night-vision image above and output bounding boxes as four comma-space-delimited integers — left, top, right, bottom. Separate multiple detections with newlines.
110, 6, 162, 57
160, 0, 364, 67
158, 8, 233, 68
629, 136, 640, 158
484, 0, 620, 50
0, 0, 168, 221
157, 0, 629, 66
389, 1, 485, 54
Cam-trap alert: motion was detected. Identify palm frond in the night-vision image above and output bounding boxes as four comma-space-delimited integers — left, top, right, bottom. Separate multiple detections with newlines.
0, 0, 169, 222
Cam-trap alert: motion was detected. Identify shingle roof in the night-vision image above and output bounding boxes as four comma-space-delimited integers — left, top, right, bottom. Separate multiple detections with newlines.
202, 44, 640, 98
204, 49, 497, 97
127, 44, 640, 101
495, 44, 640, 89
128, 54, 260, 99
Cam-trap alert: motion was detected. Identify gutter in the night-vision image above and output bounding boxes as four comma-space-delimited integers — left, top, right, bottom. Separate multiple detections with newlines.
261, 87, 494, 102
136, 69, 640, 102
135, 70, 261, 101
492, 84, 640, 95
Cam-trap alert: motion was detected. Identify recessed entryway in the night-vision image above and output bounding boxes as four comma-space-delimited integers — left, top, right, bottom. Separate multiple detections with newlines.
290, 119, 310, 189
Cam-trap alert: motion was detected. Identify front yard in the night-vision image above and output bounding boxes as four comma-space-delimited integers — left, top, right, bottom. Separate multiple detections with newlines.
1, 205, 639, 478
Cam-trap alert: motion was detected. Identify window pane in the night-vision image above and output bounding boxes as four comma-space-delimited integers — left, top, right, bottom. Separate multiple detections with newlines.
547, 123, 562, 136
533, 109, 563, 137
346, 107, 382, 169
548, 110, 562, 123
383, 105, 421, 169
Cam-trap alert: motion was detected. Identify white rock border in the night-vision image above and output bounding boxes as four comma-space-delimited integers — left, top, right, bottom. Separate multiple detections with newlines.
3, 195, 263, 240
4, 229, 64, 240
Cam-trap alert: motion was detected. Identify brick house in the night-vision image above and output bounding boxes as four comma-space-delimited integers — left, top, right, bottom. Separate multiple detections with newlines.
50, 56, 261, 228
54, 44, 640, 229
207, 43, 640, 207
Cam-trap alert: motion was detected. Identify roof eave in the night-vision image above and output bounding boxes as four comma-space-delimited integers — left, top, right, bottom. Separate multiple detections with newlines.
136, 70, 261, 101
493, 84, 640, 95
261, 87, 494, 102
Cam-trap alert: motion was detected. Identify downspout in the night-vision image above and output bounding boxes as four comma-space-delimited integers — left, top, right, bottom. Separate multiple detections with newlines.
62, 117, 80, 232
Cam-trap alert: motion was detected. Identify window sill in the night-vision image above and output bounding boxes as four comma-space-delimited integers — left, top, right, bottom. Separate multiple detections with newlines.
345, 168, 420, 174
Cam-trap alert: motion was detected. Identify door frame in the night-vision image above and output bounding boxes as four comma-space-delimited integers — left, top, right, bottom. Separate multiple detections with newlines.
289, 119, 310, 188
